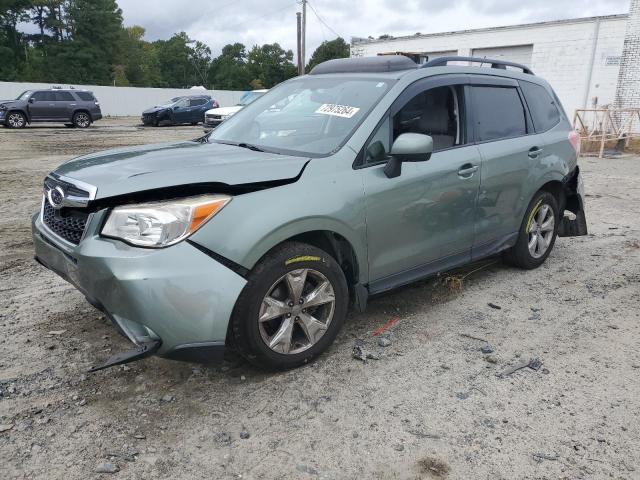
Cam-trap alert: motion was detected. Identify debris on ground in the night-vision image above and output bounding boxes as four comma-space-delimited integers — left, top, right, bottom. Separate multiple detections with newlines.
377, 336, 392, 347
417, 456, 450, 478
532, 452, 559, 462
95, 462, 119, 473
484, 355, 498, 364
488, 303, 502, 310
161, 394, 174, 402
480, 344, 494, 354
372, 317, 400, 336
240, 430, 250, 439
459, 333, 488, 343
352, 340, 379, 362
0, 424, 14, 433
499, 357, 543, 377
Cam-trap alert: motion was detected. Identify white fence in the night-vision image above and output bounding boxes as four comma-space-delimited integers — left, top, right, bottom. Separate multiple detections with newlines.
0, 82, 246, 116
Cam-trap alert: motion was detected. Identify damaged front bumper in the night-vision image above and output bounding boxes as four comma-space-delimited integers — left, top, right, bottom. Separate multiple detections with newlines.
31, 210, 247, 368
558, 166, 588, 237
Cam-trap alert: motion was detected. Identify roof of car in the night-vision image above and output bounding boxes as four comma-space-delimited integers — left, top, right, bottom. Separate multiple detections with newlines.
309, 55, 535, 79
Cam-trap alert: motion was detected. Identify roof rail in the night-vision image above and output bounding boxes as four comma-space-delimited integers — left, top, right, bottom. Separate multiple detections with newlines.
422, 56, 534, 75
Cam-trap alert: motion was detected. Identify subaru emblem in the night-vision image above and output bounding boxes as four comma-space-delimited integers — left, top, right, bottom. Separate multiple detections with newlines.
48, 185, 65, 209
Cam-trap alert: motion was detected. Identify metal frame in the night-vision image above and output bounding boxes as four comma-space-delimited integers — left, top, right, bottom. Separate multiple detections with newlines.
422, 56, 534, 75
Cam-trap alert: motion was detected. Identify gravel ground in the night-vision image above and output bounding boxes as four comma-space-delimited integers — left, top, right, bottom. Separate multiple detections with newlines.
1, 118, 639, 479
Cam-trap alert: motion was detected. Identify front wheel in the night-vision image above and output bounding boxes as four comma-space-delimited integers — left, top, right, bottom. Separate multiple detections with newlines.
6, 111, 27, 129
229, 242, 348, 370
504, 190, 559, 269
72, 111, 91, 128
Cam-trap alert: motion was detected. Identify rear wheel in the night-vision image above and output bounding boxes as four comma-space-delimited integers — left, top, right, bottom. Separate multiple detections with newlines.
72, 111, 91, 128
229, 242, 348, 370
6, 111, 26, 129
504, 191, 559, 269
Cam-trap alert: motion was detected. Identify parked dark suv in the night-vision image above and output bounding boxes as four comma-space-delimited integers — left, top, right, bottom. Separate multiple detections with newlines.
141, 95, 217, 126
0, 88, 102, 129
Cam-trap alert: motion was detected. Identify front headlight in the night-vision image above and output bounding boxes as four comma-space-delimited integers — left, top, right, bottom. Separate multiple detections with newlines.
101, 195, 230, 248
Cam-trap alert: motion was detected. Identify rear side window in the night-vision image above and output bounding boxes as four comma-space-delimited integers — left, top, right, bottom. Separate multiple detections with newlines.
520, 81, 560, 132
190, 98, 207, 106
76, 92, 95, 101
471, 86, 527, 142
54, 91, 74, 101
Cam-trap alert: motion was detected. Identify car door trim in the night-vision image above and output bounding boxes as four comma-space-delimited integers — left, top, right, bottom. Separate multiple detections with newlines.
368, 249, 470, 295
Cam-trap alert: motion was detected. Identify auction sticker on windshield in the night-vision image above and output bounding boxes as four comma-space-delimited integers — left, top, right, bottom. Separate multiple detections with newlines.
316, 104, 360, 118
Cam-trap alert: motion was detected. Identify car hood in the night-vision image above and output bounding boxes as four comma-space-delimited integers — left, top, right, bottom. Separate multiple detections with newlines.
52, 141, 309, 200
0, 100, 18, 108
205, 106, 242, 116
142, 106, 172, 114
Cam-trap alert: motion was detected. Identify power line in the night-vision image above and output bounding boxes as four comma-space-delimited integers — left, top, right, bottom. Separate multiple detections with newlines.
306, 1, 342, 39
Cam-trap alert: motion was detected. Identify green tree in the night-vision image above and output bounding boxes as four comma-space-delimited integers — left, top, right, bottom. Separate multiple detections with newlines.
247, 42, 296, 88
306, 37, 349, 72
209, 42, 251, 90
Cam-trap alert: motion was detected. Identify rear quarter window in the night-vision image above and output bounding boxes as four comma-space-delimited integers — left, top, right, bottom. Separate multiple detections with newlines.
520, 81, 561, 132
471, 86, 527, 142
75, 92, 96, 101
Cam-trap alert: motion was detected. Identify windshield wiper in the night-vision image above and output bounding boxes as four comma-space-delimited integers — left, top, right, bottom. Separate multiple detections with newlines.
237, 142, 265, 152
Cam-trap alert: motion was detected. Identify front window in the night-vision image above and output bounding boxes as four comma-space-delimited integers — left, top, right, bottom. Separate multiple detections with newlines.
238, 91, 266, 106
210, 77, 394, 156
16, 90, 32, 100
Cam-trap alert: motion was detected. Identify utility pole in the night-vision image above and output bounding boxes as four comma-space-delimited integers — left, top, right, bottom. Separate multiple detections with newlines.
301, 0, 307, 74
297, 12, 303, 75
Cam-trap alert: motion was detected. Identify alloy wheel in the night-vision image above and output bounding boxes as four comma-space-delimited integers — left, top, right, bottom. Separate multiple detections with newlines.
258, 268, 336, 355
527, 203, 555, 258
75, 113, 90, 128
8, 113, 25, 128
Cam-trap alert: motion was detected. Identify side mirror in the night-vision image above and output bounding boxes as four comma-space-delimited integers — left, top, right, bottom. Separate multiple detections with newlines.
384, 133, 433, 179
28, 97, 35, 104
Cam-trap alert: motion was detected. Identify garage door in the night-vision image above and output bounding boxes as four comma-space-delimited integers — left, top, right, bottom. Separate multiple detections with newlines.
423, 50, 457, 62
472, 45, 533, 67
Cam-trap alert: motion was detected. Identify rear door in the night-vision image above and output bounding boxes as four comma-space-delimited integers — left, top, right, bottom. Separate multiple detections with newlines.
469, 76, 548, 258
188, 97, 209, 122
52, 91, 75, 120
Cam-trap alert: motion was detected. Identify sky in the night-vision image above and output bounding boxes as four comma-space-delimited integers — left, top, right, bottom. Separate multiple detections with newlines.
117, 0, 630, 58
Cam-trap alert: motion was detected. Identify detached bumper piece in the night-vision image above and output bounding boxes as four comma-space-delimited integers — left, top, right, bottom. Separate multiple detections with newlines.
89, 340, 161, 373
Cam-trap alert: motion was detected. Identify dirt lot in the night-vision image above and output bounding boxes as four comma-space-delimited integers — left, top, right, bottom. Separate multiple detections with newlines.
1, 118, 639, 479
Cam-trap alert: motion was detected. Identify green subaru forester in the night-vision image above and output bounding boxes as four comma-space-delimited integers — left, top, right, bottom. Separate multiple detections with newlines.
32, 56, 587, 371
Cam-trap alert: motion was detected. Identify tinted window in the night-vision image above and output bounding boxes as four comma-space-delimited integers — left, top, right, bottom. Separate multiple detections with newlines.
76, 92, 95, 101
471, 86, 527, 142
32, 91, 54, 101
189, 98, 206, 106
54, 91, 74, 101
520, 81, 560, 132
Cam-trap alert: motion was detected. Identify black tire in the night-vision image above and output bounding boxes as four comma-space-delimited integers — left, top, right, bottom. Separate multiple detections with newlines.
6, 111, 27, 129
72, 111, 91, 128
504, 190, 559, 269
229, 242, 348, 370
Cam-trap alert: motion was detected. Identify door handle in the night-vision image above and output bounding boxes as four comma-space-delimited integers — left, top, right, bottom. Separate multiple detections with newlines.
528, 147, 543, 159
458, 164, 479, 177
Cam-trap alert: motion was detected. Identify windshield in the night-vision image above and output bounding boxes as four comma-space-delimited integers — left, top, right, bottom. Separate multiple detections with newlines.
210, 77, 393, 156
158, 97, 181, 107
16, 91, 32, 100
237, 91, 265, 106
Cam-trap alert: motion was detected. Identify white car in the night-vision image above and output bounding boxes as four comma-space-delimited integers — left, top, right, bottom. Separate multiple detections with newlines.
204, 89, 267, 128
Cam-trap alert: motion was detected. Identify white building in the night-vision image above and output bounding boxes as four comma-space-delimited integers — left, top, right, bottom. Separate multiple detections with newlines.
351, 14, 630, 119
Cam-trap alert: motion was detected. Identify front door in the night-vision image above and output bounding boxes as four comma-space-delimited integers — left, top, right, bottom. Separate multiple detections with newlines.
28, 91, 55, 120
171, 98, 190, 123
360, 79, 481, 291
